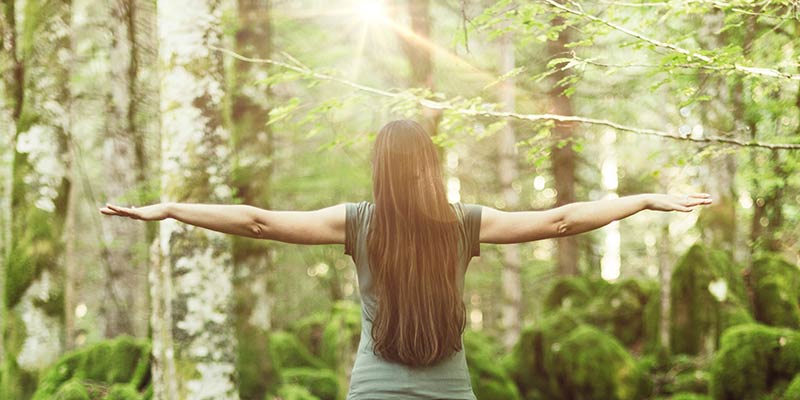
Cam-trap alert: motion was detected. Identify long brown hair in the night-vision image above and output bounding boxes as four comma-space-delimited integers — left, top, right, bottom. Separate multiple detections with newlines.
367, 119, 466, 367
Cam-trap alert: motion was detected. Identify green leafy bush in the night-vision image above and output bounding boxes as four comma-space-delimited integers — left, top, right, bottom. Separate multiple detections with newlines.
280, 368, 339, 400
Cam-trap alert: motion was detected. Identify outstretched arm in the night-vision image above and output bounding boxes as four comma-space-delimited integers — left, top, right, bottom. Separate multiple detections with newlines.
480, 193, 712, 244
99, 202, 346, 244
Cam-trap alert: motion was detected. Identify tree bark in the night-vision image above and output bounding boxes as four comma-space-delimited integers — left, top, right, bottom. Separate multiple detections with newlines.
0, 0, 23, 367
154, 0, 239, 398
547, 14, 579, 276
2, 0, 72, 398
497, 32, 522, 349
231, 1, 275, 398
392, 0, 442, 137
97, 0, 150, 340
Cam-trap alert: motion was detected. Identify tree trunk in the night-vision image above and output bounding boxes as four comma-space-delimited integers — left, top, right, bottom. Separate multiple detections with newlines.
153, 0, 239, 398
547, 14, 579, 276
231, 1, 275, 398
392, 0, 442, 137
0, 0, 23, 368
2, 0, 72, 398
497, 32, 522, 349
97, 0, 150, 340
657, 221, 672, 349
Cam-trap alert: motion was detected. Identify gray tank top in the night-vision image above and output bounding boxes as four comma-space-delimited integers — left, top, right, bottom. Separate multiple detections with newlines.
344, 201, 482, 399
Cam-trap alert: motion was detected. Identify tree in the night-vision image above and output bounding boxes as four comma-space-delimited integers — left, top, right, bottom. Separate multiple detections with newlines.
497, 31, 522, 349
547, 11, 579, 276
97, 0, 150, 340
152, 0, 239, 398
231, 0, 275, 398
2, 0, 73, 398
391, 0, 442, 137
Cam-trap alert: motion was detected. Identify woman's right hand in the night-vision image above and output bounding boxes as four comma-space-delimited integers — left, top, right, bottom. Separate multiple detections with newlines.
645, 193, 713, 212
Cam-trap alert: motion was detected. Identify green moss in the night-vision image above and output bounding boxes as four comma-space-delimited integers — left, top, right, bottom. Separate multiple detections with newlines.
53, 379, 89, 400
266, 384, 320, 400
268, 331, 327, 370
584, 279, 658, 348
104, 384, 142, 400
670, 244, 751, 355
750, 255, 800, 329
785, 374, 800, 400
543, 276, 602, 312
709, 324, 800, 400
549, 325, 646, 400
668, 393, 711, 400
32, 336, 152, 400
464, 330, 521, 400
507, 311, 581, 397
280, 368, 338, 400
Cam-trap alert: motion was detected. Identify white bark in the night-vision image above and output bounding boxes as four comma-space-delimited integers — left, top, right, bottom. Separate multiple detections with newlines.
155, 0, 239, 398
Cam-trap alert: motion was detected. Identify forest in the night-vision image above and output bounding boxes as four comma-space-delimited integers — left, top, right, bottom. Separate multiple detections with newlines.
1, 0, 799, 399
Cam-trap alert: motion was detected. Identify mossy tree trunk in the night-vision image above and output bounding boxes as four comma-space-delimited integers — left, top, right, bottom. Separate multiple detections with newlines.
497, 31, 522, 350
153, 0, 239, 398
0, 0, 24, 368
231, 0, 275, 398
2, 0, 73, 398
97, 0, 149, 340
547, 10, 579, 276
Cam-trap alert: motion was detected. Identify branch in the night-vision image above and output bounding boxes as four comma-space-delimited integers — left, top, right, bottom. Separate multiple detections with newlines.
543, 0, 800, 81
211, 46, 800, 150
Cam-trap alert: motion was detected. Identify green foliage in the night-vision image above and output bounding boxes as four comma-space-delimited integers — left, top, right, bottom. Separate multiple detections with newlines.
319, 301, 361, 370
32, 336, 151, 400
785, 375, 800, 400
279, 368, 339, 400
668, 393, 712, 400
266, 384, 320, 400
670, 244, 752, 355
549, 325, 647, 400
709, 324, 800, 400
543, 276, 600, 312
268, 331, 328, 371
464, 330, 521, 400
104, 384, 142, 400
750, 254, 800, 329
584, 279, 659, 348
543, 276, 660, 349
53, 380, 90, 400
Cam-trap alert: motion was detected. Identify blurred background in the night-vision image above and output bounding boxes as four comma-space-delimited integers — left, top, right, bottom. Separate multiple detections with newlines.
1, 0, 799, 399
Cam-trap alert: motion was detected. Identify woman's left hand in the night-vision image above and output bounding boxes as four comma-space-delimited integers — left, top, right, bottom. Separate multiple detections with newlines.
99, 203, 171, 221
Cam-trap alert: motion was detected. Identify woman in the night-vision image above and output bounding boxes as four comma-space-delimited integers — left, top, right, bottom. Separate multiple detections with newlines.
100, 119, 712, 399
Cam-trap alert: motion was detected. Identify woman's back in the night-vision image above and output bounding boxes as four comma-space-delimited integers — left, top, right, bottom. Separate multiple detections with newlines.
344, 200, 482, 399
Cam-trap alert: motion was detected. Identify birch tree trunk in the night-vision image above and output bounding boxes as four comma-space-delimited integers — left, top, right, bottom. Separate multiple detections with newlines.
2, 0, 72, 398
153, 0, 239, 398
98, 0, 149, 339
231, 1, 274, 398
547, 12, 579, 276
497, 32, 522, 349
